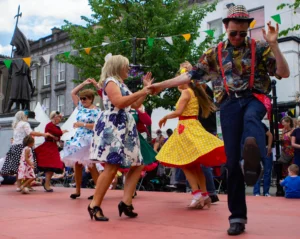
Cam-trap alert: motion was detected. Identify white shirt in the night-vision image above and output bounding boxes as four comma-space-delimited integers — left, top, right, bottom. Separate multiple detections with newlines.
13, 121, 33, 145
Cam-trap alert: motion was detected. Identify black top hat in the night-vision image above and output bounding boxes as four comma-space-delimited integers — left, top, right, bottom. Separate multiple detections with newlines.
222, 5, 254, 24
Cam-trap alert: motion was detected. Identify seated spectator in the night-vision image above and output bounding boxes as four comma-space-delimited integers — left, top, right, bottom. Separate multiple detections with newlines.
82, 163, 104, 188
153, 129, 165, 152
165, 129, 173, 142
280, 164, 300, 198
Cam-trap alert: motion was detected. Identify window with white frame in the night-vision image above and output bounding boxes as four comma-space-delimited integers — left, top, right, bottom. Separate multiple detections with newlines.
30, 100, 37, 111
58, 62, 65, 82
31, 69, 37, 87
249, 7, 265, 41
57, 94, 65, 115
43, 64, 51, 85
208, 18, 223, 39
42, 97, 50, 116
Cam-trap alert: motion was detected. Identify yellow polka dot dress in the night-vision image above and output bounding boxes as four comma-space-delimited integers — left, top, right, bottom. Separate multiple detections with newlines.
156, 89, 226, 167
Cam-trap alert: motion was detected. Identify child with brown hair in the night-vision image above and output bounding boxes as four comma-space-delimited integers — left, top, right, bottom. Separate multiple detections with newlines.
18, 135, 36, 194
280, 164, 300, 198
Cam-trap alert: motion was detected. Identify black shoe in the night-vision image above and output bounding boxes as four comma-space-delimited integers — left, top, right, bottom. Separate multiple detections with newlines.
209, 195, 219, 203
227, 223, 245, 236
87, 204, 109, 221
118, 201, 138, 218
243, 137, 261, 186
70, 193, 80, 199
88, 195, 93, 200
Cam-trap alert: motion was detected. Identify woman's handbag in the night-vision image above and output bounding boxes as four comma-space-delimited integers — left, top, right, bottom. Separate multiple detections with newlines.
278, 151, 293, 164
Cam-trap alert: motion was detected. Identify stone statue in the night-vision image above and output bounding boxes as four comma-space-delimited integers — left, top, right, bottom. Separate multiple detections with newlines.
4, 26, 34, 113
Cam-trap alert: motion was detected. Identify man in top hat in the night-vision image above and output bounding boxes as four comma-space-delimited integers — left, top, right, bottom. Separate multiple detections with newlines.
149, 5, 289, 236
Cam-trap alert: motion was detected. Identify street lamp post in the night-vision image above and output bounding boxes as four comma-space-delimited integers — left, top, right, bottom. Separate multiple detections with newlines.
271, 80, 284, 196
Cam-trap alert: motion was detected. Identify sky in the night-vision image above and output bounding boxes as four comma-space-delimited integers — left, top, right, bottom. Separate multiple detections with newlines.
0, 0, 93, 56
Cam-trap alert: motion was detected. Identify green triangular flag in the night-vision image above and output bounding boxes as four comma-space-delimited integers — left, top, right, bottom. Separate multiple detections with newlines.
3, 59, 12, 69
204, 30, 214, 37
147, 37, 154, 48
271, 14, 281, 24
63, 51, 71, 58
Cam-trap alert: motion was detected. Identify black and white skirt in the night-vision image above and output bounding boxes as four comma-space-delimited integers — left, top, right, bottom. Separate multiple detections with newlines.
0, 144, 37, 176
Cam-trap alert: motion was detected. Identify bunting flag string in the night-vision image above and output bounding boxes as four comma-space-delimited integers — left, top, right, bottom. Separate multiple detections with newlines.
182, 33, 191, 41
203, 30, 214, 38
249, 20, 257, 29
164, 36, 173, 45
42, 54, 51, 64
63, 51, 71, 58
3, 59, 12, 69
0, 29, 215, 68
147, 37, 155, 48
271, 14, 281, 24
23, 57, 31, 67
84, 47, 92, 55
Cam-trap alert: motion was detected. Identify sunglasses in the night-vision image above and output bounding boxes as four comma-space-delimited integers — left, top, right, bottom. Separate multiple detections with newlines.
80, 97, 88, 101
229, 31, 248, 37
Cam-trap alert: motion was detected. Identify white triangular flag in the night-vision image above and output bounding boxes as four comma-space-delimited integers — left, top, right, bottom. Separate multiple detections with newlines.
42, 54, 51, 64
102, 42, 109, 46
104, 53, 112, 62
164, 37, 173, 45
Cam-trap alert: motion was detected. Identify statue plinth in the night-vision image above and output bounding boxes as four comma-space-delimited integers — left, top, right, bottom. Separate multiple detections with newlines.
0, 111, 40, 156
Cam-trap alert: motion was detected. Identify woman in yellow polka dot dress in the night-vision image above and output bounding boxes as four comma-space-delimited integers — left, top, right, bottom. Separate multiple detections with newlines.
156, 69, 226, 209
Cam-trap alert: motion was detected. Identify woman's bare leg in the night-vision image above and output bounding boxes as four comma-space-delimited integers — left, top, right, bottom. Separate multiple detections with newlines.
88, 164, 99, 185
90, 164, 119, 209
193, 166, 207, 193
74, 162, 83, 195
182, 167, 200, 192
122, 165, 143, 205
45, 172, 54, 190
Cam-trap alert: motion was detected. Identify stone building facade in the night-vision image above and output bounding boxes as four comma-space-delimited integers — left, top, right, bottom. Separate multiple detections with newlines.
29, 27, 78, 118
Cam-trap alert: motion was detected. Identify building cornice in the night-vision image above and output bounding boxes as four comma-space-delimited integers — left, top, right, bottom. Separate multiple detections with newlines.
278, 36, 300, 44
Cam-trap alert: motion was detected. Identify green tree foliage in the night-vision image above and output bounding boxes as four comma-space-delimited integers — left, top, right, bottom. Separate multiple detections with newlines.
58, 0, 217, 110
277, 0, 300, 36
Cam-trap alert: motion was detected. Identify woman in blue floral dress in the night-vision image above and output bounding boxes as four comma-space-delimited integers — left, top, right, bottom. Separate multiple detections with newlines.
62, 79, 101, 199
88, 55, 152, 221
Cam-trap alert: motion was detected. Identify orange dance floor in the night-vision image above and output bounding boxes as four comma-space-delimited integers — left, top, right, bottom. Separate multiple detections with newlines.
0, 185, 300, 239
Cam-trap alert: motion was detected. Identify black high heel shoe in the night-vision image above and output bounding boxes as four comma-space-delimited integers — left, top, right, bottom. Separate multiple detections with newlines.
87, 204, 109, 221
70, 193, 80, 199
118, 201, 138, 218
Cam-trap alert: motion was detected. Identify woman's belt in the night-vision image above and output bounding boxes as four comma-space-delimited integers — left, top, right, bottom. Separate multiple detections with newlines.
179, 115, 198, 120
45, 139, 57, 142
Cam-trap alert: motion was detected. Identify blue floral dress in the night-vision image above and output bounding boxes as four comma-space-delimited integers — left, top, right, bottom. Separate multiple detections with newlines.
90, 77, 143, 167
62, 102, 100, 166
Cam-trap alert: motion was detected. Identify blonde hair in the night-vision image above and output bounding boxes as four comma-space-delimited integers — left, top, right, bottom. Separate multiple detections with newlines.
100, 55, 129, 84
12, 111, 27, 128
50, 111, 63, 120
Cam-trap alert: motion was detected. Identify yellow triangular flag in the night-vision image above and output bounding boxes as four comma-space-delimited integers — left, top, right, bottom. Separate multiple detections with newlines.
23, 57, 31, 67
84, 47, 92, 55
291, 109, 295, 115
182, 33, 191, 41
250, 20, 257, 29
